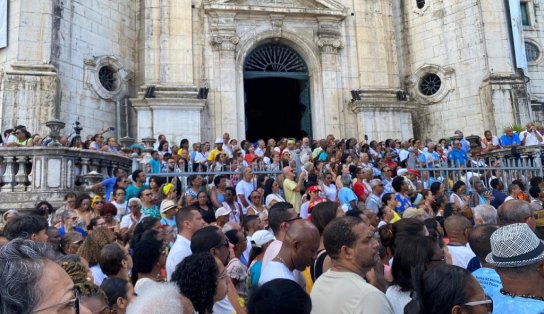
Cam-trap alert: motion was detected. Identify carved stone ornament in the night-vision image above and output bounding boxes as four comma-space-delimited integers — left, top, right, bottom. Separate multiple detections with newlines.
83, 56, 132, 101
211, 35, 240, 50
270, 14, 285, 38
316, 21, 344, 53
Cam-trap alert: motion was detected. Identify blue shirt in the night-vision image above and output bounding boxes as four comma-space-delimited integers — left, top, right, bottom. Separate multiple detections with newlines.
59, 226, 87, 238
500, 133, 521, 147
149, 159, 161, 173
492, 293, 544, 314
460, 138, 471, 153
491, 190, 507, 209
472, 267, 501, 298
395, 193, 412, 215
338, 187, 358, 210
100, 177, 117, 202
448, 149, 468, 166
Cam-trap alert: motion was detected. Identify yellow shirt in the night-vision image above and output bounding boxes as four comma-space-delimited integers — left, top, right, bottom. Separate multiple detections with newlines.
208, 148, 225, 162
283, 178, 302, 213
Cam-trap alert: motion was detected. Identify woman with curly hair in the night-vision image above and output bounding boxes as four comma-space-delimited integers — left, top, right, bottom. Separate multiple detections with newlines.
58, 256, 110, 313
172, 252, 229, 314
77, 226, 117, 286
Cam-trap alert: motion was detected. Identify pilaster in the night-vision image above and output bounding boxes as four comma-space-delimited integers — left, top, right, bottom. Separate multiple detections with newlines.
209, 12, 240, 139
316, 17, 344, 137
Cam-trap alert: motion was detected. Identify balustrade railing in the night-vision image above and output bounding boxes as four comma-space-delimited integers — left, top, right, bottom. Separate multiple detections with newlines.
0, 147, 131, 210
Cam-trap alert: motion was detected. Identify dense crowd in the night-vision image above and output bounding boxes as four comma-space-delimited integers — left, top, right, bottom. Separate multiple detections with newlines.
2, 122, 544, 313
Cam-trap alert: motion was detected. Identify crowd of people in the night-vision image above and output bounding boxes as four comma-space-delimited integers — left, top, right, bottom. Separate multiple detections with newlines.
2, 122, 544, 313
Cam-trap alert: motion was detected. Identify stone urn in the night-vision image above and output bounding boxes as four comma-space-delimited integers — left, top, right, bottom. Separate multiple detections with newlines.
119, 136, 135, 154
465, 135, 481, 150
45, 119, 66, 147
83, 171, 104, 191
141, 137, 156, 154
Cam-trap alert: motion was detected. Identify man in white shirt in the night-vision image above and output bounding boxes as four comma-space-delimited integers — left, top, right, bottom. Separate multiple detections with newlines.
254, 139, 266, 157
165, 207, 206, 280
520, 122, 543, 146
311, 216, 394, 314
259, 219, 319, 286
236, 167, 254, 214
444, 215, 475, 269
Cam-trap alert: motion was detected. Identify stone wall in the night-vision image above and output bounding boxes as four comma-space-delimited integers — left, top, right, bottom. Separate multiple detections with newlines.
0, 0, 139, 138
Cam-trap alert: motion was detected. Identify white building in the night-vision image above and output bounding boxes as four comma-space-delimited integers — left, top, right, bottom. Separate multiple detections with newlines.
0, 0, 542, 144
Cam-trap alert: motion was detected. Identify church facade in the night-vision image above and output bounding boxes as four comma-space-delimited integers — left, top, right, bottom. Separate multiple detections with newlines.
0, 0, 542, 144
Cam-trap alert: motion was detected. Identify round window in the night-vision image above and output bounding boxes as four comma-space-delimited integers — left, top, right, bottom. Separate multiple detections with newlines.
419, 73, 442, 96
98, 66, 118, 92
525, 42, 540, 62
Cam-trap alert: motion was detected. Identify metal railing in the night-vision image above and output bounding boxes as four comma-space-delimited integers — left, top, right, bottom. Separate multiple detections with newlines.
141, 160, 284, 192
414, 148, 543, 194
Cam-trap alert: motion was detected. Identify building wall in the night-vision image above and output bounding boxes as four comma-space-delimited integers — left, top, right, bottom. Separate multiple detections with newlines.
51, 0, 139, 138
0, 0, 139, 138
0, 0, 540, 143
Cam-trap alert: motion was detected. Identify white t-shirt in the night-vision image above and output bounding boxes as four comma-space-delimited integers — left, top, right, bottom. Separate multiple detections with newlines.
258, 261, 295, 286
236, 180, 254, 213
300, 201, 310, 219
112, 201, 128, 221
323, 183, 337, 202
385, 285, 412, 314
447, 244, 476, 269
90, 264, 107, 286
520, 130, 543, 146
166, 235, 192, 280
265, 193, 285, 207
119, 213, 143, 230
212, 296, 235, 314
311, 270, 394, 314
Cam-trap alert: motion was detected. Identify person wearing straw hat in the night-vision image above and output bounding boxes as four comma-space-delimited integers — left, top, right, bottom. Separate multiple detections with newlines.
160, 199, 178, 232
486, 223, 544, 312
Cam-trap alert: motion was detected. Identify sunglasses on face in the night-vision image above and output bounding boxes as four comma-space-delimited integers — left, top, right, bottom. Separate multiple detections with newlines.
285, 215, 302, 223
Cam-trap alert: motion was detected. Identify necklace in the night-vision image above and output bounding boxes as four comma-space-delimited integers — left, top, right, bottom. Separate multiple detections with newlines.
274, 256, 286, 265
500, 289, 544, 301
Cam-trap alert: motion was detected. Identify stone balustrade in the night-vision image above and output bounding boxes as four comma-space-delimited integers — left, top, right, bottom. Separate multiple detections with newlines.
0, 147, 132, 211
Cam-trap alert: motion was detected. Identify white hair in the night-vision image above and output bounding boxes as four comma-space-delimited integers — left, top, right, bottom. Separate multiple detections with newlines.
127, 282, 184, 314
473, 204, 498, 225
128, 197, 143, 207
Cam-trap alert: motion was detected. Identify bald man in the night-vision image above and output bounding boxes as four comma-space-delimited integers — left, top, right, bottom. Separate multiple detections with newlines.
444, 215, 475, 269
258, 220, 320, 286
498, 199, 536, 231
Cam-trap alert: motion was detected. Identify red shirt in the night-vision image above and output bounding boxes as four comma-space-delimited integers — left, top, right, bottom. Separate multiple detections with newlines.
353, 181, 367, 201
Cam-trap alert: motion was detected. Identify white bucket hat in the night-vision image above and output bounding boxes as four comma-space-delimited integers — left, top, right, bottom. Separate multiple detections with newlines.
485, 223, 544, 268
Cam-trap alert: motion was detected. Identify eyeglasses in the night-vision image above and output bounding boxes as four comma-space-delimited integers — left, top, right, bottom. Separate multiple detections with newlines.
129, 205, 140, 209
216, 238, 230, 249
285, 215, 302, 223
94, 201, 104, 205
431, 257, 446, 262
462, 296, 493, 312
34, 289, 80, 313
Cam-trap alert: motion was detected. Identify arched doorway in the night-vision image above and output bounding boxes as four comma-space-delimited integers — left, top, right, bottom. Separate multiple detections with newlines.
243, 44, 312, 141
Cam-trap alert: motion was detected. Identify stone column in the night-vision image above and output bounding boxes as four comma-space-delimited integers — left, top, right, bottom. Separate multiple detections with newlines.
209, 13, 240, 139
159, 0, 194, 85
316, 17, 344, 138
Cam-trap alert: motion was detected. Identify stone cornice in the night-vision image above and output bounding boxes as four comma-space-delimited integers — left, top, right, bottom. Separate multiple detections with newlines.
5, 64, 58, 76
203, 3, 346, 18
348, 89, 415, 113
349, 100, 416, 113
